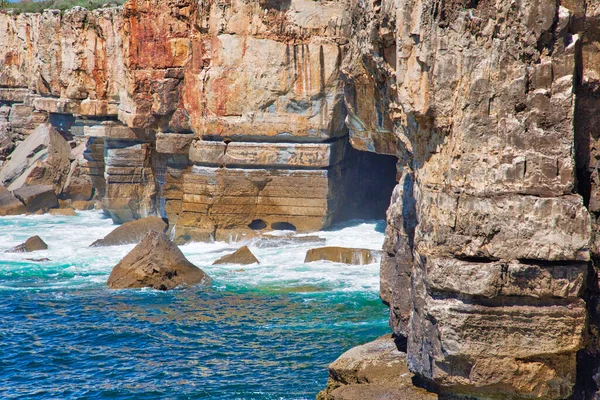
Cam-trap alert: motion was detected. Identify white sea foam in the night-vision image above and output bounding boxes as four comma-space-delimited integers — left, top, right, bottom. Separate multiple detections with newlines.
0, 212, 385, 294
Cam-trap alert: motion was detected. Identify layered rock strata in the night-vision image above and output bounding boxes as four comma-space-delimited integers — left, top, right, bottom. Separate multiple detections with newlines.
345, 0, 600, 398
5, 0, 600, 398
0, 1, 397, 240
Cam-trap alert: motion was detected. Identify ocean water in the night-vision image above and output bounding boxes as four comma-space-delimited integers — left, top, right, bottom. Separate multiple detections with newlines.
0, 211, 389, 399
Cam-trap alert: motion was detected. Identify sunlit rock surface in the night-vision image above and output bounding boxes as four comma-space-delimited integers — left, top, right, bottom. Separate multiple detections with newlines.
4, 0, 600, 398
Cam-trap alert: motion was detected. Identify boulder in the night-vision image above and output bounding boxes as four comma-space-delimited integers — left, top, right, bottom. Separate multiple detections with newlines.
61, 161, 94, 201
253, 234, 326, 248
13, 185, 58, 213
212, 246, 260, 265
6, 235, 48, 253
317, 336, 437, 400
71, 200, 95, 210
90, 216, 168, 247
304, 247, 380, 265
48, 207, 77, 216
107, 231, 210, 290
0, 186, 25, 216
0, 124, 71, 194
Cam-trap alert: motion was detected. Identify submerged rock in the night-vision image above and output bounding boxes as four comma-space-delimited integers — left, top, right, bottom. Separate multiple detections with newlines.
317, 335, 437, 400
71, 200, 95, 210
304, 247, 380, 265
91, 216, 167, 247
212, 246, 259, 265
48, 207, 76, 216
6, 235, 48, 253
253, 234, 326, 249
107, 231, 209, 290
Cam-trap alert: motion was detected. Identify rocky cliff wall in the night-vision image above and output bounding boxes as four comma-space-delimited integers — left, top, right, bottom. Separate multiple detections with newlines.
3, 0, 600, 399
0, 0, 397, 239
339, 0, 600, 399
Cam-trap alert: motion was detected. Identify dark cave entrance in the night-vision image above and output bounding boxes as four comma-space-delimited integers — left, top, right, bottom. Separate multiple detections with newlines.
331, 139, 398, 223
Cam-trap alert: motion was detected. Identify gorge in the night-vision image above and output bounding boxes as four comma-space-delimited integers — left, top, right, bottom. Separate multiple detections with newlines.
2, 0, 600, 398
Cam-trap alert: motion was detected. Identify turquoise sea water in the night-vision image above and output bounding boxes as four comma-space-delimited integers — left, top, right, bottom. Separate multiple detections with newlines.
0, 212, 388, 399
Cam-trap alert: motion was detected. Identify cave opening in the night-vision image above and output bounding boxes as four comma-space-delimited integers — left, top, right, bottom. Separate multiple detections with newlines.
248, 219, 268, 230
271, 222, 297, 231
332, 140, 398, 224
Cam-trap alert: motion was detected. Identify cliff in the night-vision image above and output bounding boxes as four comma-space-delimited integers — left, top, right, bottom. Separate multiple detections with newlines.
334, 0, 600, 398
2, 0, 600, 398
0, 0, 396, 239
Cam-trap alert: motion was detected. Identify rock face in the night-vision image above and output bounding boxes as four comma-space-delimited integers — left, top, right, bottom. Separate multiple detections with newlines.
91, 216, 167, 246
6, 235, 48, 253
0, 0, 397, 235
107, 231, 209, 290
13, 185, 58, 213
345, 0, 600, 398
4, 0, 600, 398
48, 207, 77, 216
212, 246, 260, 265
304, 247, 380, 265
0, 123, 71, 193
0, 186, 25, 216
317, 335, 437, 400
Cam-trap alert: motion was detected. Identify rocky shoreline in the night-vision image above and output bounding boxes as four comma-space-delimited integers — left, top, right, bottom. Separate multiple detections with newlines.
2, 0, 600, 398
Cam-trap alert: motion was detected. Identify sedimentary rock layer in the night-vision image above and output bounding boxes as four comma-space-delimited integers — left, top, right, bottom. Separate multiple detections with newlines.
4, 0, 600, 398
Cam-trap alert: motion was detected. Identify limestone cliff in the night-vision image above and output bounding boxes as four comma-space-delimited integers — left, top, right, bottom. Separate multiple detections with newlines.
341, 0, 600, 399
3, 0, 600, 398
0, 0, 396, 237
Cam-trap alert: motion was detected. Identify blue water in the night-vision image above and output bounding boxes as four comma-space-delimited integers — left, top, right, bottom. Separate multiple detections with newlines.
0, 212, 388, 399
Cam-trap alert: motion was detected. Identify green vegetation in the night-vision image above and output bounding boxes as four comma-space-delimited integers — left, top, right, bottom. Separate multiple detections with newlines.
1, 0, 124, 14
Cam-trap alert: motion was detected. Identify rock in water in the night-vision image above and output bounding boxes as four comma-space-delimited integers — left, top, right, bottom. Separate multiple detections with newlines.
91, 216, 168, 246
212, 246, 259, 265
107, 231, 209, 290
304, 247, 380, 265
48, 207, 77, 216
317, 335, 437, 400
6, 235, 48, 253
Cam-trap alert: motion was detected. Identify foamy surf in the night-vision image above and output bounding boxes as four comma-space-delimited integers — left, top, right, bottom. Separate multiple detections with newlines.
0, 211, 384, 294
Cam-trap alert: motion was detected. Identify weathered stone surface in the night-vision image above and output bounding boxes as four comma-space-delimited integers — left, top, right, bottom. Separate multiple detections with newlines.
304, 247, 380, 265
0, 185, 25, 216
189, 141, 342, 168
6, 235, 48, 253
408, 297, 585, 399
102, 140, 157, 223
3, 1, 599, 398
317, 335, 437, 400
13, 185, 58, 213
174, 166, 333, 242
0, 124, 71, 194
83, 122, 143, 140
342, 0, 595, 398
0, 88, 30, 103
48, 207, 77, 216
416, 190, 591, 262
212, 246, 260, 265
91, 216, 167, 247
61, 157, 94, 201
71, 200, 95, 210
107, 231, 209, 290
426, 258, 586, 300
252, 234, 326, 248
155, 133, 195, 155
